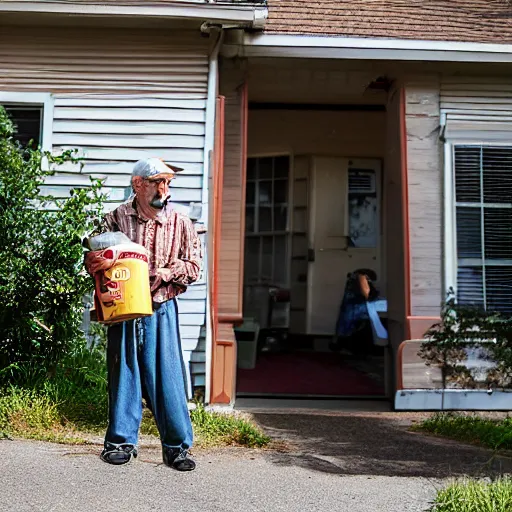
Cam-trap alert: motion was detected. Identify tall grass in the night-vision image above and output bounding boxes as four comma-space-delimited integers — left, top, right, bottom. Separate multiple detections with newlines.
430, 478, 512, 512
0, 341, 271, 448
0, 342, 108, 442
413, 413, 512, 451
0, 386, 88, 444
190, 405, 271, 448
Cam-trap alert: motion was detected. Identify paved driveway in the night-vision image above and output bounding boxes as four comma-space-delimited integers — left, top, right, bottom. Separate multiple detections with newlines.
250, 409, 512, 478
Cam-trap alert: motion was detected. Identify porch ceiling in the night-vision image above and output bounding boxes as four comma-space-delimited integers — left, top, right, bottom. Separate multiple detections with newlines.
246, 58, 389, 105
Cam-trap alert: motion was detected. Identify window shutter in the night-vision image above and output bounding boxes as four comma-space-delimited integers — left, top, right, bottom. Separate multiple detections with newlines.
455, 145, 512, 313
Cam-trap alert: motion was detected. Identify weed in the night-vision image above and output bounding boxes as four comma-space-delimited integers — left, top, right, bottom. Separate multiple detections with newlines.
0, 386, 88, 443
140, 409, 160, 437
190, 404, 271, 448
430, 477, 512, 511
412, 413, 512, 451
0, 386, 271, 448
1, 338, 271, 448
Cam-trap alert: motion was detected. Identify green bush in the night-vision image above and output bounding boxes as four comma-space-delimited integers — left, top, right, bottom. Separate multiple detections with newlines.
419, 290, 512, 389
0, 105, 105, 373
0, 107, 271, 450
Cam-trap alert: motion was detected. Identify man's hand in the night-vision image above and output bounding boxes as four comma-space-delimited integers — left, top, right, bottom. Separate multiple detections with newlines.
150, 268, 173, 292
84, 250, 116, 276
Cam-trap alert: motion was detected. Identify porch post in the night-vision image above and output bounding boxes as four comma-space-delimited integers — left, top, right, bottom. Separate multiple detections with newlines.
402, 78, 443, 338
394, 79, 443, 399
209, 77, 248, 405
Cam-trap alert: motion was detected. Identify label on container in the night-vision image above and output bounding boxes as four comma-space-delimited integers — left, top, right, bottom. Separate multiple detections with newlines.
98, 276, 125, 306
118, 251, 148, 263
106, 265, 131, 282
106, 280, 124, 302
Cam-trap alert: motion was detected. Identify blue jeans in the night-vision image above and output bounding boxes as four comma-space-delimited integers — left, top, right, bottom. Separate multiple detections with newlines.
105, 299, 193, 451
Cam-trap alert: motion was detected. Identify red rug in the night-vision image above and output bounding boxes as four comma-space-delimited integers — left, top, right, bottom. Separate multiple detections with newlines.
236, 351, 384, 396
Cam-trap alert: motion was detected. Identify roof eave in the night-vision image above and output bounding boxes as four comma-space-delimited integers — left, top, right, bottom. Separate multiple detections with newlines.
233, 33, 512, 63
0, 1, 268, 28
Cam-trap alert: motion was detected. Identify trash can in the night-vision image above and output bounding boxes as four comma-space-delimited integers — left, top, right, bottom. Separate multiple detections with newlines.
234, 318, 260, 370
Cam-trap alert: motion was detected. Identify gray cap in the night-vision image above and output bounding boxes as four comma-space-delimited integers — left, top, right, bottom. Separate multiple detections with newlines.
132, 158, 184, 180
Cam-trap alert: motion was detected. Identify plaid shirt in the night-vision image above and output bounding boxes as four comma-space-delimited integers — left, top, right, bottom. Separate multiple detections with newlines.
101, 199, 202, 303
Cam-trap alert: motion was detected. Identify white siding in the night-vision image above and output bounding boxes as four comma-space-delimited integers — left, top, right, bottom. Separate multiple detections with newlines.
441, 77, 512, 140
45, 96, 206, 208
0, 26, 208, 93
441, 77, 512, 114
0, 25, 210, 395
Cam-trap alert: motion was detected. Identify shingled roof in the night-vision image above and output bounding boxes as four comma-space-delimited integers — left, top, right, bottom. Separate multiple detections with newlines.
265, 0, 512, 43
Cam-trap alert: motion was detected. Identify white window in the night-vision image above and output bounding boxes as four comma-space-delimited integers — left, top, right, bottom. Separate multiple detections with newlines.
0, 92, 53, 151
243, 155, 290, 327
244, 155, 290, 288
449, 144, 512, 313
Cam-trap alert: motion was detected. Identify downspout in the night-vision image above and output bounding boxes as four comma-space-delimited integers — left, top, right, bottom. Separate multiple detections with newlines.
440, 112, 450, 412
201, 5, 267, 406
440, 112, 456, 298
203, 28, 224, 406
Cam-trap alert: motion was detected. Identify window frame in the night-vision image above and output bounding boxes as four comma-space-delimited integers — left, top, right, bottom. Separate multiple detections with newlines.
242, 153, 292, 328
444, 136, 512, 307
244, 153, 292, 288
0, 92, 54, 152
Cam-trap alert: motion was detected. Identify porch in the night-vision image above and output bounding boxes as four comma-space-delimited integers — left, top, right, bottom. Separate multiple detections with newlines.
210, 57, 410, 404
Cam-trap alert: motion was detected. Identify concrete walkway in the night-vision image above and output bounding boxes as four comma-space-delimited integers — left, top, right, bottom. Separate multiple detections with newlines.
2, 407, 511, 512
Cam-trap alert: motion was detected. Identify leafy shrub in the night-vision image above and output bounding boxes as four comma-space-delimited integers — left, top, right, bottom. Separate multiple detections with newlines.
419, 290, 512, 389
0, 106, 105, 373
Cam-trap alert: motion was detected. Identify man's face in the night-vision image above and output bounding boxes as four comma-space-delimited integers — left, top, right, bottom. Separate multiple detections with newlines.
135, 175, 173, 210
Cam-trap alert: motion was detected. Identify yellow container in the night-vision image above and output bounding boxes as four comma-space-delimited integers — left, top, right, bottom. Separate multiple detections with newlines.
93, 243, 153, 324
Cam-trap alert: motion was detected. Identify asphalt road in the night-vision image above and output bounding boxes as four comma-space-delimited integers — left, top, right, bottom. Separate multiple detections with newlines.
2, 410, 510, 512
1, 440, 436, 512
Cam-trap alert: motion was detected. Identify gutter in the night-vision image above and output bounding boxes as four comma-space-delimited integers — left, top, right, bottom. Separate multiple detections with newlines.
231, 32, 512, 63
0, 1, 268, 28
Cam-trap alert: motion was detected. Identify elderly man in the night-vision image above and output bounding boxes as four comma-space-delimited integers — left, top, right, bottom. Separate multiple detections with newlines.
85, 158, 201, 471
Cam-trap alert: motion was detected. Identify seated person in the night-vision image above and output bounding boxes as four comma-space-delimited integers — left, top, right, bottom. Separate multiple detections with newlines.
331, 269, 385, 356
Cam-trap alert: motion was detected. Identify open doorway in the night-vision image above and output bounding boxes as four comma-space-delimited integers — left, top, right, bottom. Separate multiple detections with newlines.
236, 147, 388, 397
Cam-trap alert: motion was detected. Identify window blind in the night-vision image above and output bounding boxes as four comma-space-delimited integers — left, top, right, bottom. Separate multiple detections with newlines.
455, 145, 512, 313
